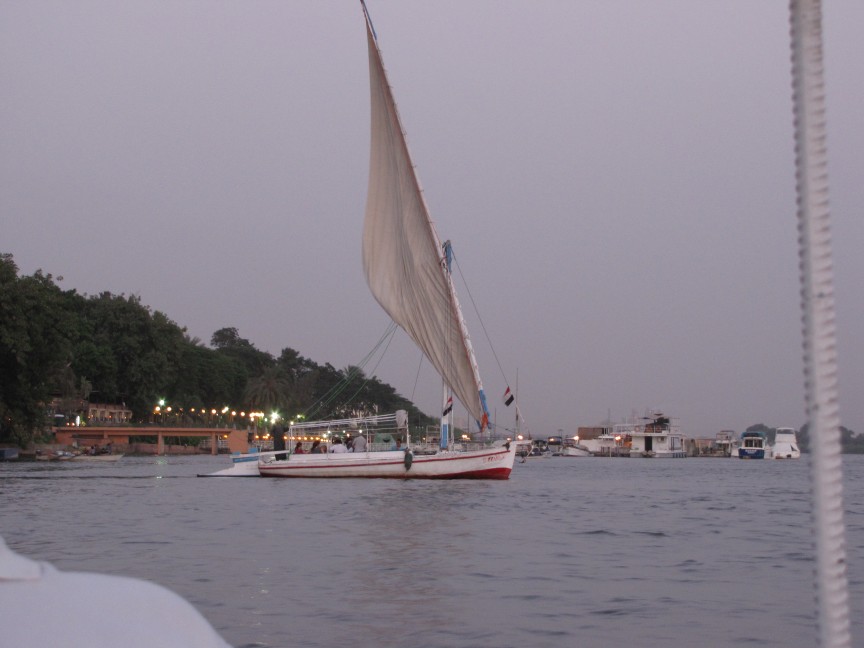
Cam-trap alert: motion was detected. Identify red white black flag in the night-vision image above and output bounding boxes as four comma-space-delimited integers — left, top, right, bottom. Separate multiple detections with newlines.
442, 396, 453, 416
503, 387, 514, 406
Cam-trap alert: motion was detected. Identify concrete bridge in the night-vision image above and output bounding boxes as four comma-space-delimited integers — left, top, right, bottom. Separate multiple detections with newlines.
53, 427, 249, 455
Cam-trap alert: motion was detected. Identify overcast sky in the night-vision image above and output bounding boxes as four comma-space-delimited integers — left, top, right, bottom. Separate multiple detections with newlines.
2, 1, 861, 438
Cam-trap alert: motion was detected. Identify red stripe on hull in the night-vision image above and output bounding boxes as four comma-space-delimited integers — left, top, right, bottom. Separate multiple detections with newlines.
259, 467, 512, 480
423, 466, 512, 480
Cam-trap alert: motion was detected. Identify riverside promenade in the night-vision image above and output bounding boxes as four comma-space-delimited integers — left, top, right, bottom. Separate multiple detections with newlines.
52, 427, 249, 455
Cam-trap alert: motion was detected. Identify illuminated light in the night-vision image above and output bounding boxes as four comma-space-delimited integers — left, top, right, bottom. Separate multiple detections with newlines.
231, 411, 236, 416
221, 407, 229, 414
517, 435, 524, 440
614, 436, 622, 442
211, 409, 217, 415
158, 399, 165, 407
574, 436, 580, 442
240, 412, 246, 417
166, 407, 172, 412
154, 406, 161, 413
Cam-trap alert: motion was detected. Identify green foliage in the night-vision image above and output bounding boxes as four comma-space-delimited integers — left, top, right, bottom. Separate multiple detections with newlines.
0, 254, 76, 444
211, 327, 273, 377
0, 253, 436, 445
797, 423, 864, 454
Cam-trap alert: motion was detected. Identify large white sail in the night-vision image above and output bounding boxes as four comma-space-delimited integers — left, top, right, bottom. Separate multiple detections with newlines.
361, 6, 485, 425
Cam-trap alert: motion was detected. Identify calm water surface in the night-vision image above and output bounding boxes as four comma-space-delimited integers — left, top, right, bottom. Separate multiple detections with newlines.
2, 455, 862, 647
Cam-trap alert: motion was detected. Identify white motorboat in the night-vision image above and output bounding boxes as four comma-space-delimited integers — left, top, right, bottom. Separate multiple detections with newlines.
580, 434, 619, 456
736, 430, 770, 459
560, 443, 592, 458
771, 427, 802, 459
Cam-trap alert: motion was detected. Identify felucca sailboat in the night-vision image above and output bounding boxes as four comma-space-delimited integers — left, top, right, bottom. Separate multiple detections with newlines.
257, 2, 516, 479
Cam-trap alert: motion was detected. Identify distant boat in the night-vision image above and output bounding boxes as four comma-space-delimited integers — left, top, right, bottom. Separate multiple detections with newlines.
513, 438, 532, 462
35, 450, 75, 462
580, 428, 622, 456
737, 431, 769, 460
560, 444, 592, 458
547, 436, 564, 456
0, 447, 19, 461
526, 439, 551, 458
771, 427, 801, 460
556, 435, 592, 457
627, 414, 687, 458
72, 453, 124, 462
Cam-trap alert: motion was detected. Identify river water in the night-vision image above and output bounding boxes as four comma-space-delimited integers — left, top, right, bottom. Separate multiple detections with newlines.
2, 454, 862, 648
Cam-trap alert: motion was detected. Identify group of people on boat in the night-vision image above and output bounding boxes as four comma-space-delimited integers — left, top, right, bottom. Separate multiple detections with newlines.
286, 434, 412, 455
290, 433, 370, 455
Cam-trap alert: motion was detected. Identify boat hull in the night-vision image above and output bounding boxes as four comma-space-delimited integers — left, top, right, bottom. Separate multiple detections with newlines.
258, 446, 516, 480
199, 450, 278, 477
772, 447, 801, 460
199, 462, 260, 477
737, 448, 765, 459
560, 446, 591, 457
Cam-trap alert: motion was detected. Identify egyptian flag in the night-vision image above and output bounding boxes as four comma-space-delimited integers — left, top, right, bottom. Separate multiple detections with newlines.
443, 396, 453, 416
503, 387, 514, 406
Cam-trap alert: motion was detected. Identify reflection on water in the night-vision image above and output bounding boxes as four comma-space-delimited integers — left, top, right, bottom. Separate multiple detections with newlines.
1, 455, 862, 647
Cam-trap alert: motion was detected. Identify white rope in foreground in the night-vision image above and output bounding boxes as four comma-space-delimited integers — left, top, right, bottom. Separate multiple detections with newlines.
788, 1, 850, 645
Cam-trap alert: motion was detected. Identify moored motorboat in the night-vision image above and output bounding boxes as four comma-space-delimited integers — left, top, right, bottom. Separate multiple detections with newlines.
580, 430, 620, 456
771, 427, 801, 459
560, 444, 592, 457
560, 435, 592, 457
737, 430, 769, 459
35, 450, 76, 461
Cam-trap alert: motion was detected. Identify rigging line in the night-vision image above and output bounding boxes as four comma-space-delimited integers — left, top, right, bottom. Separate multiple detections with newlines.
307, 321, 398, 418
451, 250, 509, 386
340, 322, 399, 408
410, 348, 423, 404
308, 344, 388, 416
302, 321, 397, 419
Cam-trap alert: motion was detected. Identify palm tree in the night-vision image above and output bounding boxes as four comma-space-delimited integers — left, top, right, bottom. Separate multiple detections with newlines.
243, 366, 291, 413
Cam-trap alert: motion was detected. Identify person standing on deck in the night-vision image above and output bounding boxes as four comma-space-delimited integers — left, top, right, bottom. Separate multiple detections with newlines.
272, 424, 286, 460
352, 433, 367, 453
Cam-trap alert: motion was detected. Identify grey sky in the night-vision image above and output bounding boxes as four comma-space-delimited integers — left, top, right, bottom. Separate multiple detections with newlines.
2, 1, 861, 438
